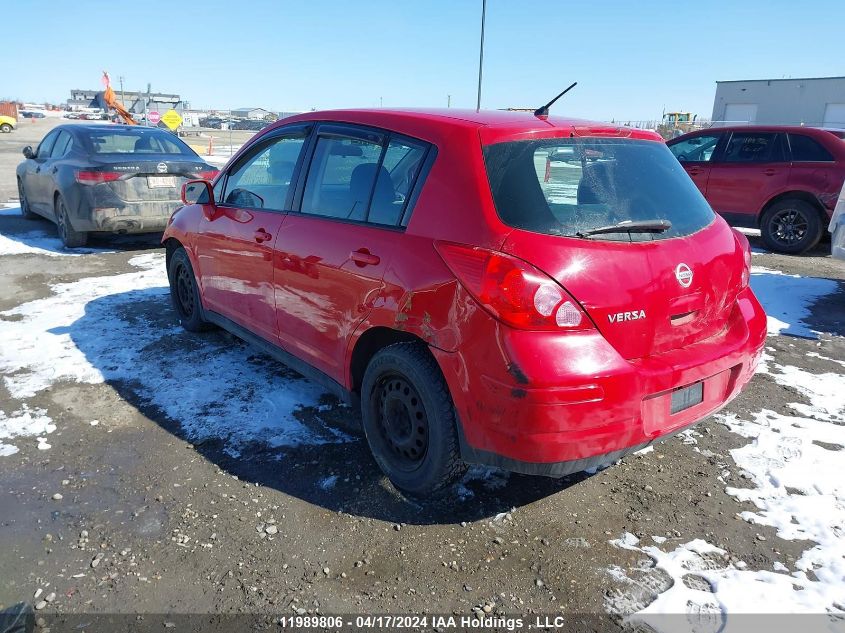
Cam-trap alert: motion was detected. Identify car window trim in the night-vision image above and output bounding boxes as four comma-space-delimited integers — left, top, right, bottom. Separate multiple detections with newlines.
217, 122, 313, 214
400, 143, 437, 227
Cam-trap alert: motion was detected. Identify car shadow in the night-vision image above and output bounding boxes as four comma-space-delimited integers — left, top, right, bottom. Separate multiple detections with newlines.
0, 206, 162, 254
61, 286, 584, 525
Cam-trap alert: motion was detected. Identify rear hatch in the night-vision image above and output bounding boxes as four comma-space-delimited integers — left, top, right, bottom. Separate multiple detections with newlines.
484, 134, 746, 360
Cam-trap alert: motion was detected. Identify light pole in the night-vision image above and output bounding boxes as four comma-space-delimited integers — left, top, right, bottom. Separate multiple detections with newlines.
476, 0, 486, 112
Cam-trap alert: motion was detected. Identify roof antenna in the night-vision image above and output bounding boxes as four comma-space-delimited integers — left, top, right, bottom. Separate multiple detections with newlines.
534, 82, 577, 118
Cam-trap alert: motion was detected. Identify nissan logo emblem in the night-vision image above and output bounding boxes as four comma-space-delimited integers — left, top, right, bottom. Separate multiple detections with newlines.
156, 162, 168, 174
675, 263, 693, 288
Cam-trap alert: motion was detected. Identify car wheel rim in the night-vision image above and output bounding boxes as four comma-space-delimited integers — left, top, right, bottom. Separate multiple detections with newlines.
375, 374, 429, 471
175, 264, 196, 317
57, 202, 67, 240
17, 182, 26, 212
769, 208, 808, 246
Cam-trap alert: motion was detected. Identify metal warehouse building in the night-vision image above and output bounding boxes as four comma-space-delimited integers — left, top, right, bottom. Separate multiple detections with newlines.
712, 76, 845, 128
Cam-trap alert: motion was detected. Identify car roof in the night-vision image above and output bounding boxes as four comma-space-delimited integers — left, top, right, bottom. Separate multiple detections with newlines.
672, 125, 838, 139
272, 108, 662, 142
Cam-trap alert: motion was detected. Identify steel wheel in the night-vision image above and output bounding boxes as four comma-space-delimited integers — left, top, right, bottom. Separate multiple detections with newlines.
375, 373, 430, 471
174, 261, 197, 319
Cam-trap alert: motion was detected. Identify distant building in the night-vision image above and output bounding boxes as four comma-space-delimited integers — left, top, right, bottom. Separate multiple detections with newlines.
232, 107, 276, 120
712, 76, 845, 128
67, 89, 183, 115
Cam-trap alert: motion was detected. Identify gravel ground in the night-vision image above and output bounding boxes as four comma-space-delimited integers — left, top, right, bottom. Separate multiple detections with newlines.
0, 189, 843, 626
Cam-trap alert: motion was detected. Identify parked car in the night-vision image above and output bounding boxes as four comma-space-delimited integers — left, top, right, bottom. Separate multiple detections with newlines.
16, 124, 218, 247
0, 115, 16, 133
164, 109, 766, 497
20, 110, 46, 119
63, 112, 82, 119
667, 126, 845, 254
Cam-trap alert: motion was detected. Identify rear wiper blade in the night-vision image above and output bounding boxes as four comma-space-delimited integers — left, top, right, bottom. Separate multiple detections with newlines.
576, 219, 672, 237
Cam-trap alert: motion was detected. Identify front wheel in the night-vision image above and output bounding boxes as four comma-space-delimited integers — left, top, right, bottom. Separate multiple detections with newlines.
167, 247, 211, 332
17, 179, 38, 219
55, 195, 88, 247
760, 199, 823, 254
361, 342, 466, 497
0, 123, 12, 133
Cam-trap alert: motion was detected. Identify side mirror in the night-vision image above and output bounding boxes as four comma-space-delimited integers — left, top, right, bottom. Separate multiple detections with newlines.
181, 179, 214, 206
22, 146, 35, 159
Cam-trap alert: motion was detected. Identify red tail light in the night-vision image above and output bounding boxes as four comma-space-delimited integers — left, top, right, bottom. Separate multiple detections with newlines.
198, 169, 219, 180
76, 170, 121, 185
435, 242, 594, 331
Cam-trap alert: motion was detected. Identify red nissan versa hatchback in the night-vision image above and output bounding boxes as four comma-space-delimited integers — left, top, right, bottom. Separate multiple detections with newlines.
163, 109, 767, 497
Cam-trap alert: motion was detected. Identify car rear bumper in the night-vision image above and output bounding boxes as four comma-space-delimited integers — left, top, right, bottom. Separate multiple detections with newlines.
433, 286, 767, 476
73, 188, 179, 233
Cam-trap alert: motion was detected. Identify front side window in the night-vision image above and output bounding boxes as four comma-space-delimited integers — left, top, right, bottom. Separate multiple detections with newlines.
788, 134, 834, 162
669, 133, 721, 162
483, 138, 714, 240
36, 131, 59, 159
721, 132, 784, 163
221, 129, 308, 211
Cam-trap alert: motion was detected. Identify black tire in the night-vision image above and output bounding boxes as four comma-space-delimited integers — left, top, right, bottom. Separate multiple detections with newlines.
167, 247, 211, 332
0, 123, 12, 133
361, 342, 466, 497
17, 178, 38, 220
760, 199, 823, 254
55, 195, 88, 247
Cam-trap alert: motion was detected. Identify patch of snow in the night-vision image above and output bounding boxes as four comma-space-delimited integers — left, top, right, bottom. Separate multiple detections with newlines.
750, 266, 839, 338
634, 445, 654, 456
651, 535, 667, 544
0, 405, 56, 457
609, 350, 845, 621
0, 225, 112, 257
0, 253, 350, 455
455, 465, 510, 500
0, 204, 22, 216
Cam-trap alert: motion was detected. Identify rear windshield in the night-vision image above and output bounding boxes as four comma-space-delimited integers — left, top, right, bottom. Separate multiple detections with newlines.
85, 129, 193, 155
483, 138, 714, 240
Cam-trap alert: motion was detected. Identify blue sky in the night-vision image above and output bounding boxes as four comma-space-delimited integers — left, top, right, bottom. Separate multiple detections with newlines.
3, 0, 843, 120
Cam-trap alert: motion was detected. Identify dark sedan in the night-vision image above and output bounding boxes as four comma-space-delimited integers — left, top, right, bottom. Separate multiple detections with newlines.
16, 124, 218, 247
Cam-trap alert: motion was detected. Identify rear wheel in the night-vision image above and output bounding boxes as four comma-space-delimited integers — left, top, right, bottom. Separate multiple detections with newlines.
17, 179, 38, 219
55, 195, 88, 247
361, 342, 466, 497
167, 247, 211, 332
0, 123, 12, 133
760, 199, 823, 254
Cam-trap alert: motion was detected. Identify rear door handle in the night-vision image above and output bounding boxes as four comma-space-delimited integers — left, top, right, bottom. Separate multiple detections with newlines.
254, 228, 272, 243
763, 168, 777, 176
350, 249, 380, 266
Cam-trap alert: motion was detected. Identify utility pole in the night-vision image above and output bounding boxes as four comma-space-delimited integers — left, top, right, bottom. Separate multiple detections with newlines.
119, 76, 124, 106
476, 0, 486, 112
379, 96, 383, 108
447, 94, 451, 108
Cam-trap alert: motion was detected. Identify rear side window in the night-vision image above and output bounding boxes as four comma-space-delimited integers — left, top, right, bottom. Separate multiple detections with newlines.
721, 132, 785, 163
483, 138, 714, 240
300, 132, 428, 226
86, 130, 191, 155
788, 134, 834, 161
669, 133, 721, 162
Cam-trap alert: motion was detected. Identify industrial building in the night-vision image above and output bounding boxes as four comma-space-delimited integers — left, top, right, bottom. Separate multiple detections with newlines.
712, 76, 845, 128
67, 88, 183, 115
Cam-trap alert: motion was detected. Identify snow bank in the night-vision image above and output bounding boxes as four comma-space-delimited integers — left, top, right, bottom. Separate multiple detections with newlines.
750, 266, 839, 338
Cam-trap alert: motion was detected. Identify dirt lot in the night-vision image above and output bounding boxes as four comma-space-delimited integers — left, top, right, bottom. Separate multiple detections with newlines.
0, 165, 844, 627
